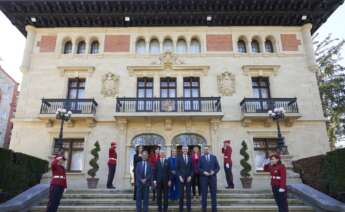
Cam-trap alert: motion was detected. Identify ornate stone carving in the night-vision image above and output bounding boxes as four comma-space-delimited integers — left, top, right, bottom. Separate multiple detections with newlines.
217, 71, 235, 96
101, 72, 119, 97
151, 52, 184, 69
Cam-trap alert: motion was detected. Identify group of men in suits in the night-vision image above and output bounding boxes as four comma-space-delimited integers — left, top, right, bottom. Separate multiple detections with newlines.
135, 145, 220, 212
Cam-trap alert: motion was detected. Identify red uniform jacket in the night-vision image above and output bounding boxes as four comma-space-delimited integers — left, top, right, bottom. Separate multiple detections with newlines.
107, 147, 117, 165
222, 146, 232, 165
149, 153, 160, 169
50, 158, 67, 188
264, 163, 287, 189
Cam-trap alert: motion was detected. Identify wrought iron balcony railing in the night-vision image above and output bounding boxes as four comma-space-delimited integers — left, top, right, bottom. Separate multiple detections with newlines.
240, 98, 299, 113
116, 97, 221, 113
40, 98, 98, 115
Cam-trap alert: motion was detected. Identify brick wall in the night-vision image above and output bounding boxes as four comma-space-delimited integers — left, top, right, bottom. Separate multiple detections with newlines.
280, 34, 301, 51
104, 35, 130, 52
39, 35, 57, 52
206, 34, 233, 51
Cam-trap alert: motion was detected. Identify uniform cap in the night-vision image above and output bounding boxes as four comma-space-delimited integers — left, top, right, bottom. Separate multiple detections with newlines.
270, 154, 281, 160
111, 141, 116, 146
224, 140, 231, 144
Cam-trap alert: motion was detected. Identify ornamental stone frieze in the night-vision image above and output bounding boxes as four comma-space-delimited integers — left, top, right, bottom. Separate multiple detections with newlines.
101, 72, 119, 97
217, 71, 236, 96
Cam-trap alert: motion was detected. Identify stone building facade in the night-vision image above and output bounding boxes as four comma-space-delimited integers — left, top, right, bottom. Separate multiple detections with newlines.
0, 66, 18, 148
1, 0, 342, 189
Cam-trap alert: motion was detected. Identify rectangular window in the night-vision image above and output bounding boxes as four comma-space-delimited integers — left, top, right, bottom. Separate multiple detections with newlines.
67, 78, 85, 99
54, 139, 84, 172
160, 78, 177, 112
137, 78, 153, 111
251, 77, 270, 112
253, 138, 277, 171
183, 77, 200, 111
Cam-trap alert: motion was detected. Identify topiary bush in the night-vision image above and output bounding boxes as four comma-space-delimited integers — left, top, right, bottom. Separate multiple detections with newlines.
87, 141, 100, 178
240, 140, 252, 178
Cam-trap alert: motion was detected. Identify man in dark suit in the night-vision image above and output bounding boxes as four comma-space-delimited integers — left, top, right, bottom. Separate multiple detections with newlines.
135, 150, 152, 212
199, 146, 220, 212
176, 145, 193, 212
153, 150, 171, 212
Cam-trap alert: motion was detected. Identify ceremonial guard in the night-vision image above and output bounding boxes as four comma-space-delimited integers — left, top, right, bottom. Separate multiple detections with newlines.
222, 140, 234, 189
176, 146, 193, 212
199, 146, 220, 212
106, 141, 117, 189
46, 154, 67, 212
153, 150, 171, 212
135, 150, 152, 212
264, 154, 289, 212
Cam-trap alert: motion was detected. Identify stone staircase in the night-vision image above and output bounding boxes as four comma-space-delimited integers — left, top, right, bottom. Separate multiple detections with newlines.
30, 189, 314, 212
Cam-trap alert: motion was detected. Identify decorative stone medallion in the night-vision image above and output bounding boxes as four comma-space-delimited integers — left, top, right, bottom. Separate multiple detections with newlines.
101, 72, 119, 97
217, 71, 235, 96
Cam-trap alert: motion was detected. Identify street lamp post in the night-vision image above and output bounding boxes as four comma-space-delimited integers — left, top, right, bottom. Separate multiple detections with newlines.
268, 107, 288, 155
55, 108, 72, 154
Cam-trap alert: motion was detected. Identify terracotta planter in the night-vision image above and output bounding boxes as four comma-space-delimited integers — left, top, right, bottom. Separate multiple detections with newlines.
240, 177, 253, 189
87, 178, 99, 189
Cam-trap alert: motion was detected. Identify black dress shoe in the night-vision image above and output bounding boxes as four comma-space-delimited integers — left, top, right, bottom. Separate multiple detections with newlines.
107, 186, 116, 189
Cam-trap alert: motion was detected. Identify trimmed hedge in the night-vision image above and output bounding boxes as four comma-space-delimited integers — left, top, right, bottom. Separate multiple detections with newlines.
293, 148, 345, 203
0, 148, 48, 203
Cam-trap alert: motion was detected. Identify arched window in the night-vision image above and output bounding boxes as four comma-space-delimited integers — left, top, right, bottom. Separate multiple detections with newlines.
135, 39, 146, 54
76, 41, 86, 54
163, 38, 173, 52
176, 38, 187, 54
265, 39, 274, 53
149, 39, 160, 54
190, 38, 201, 53
132, 134, 165, 147
63, 41, 72, 54
90, 40, 99, 54
251, 40, 260, 53
237, 40, 247, 53
172, 133, 207, 147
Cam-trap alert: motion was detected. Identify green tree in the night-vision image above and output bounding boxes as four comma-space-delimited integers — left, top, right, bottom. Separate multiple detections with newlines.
314, 34, 345, 149
88, 141, 100, 178
240, 141, 252, 177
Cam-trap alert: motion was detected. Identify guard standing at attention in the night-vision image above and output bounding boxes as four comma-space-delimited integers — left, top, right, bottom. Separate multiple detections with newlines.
264, 154, 289, 212
46, 154, 67, 212
222, 140, 234, 189
107, 141, 117, 189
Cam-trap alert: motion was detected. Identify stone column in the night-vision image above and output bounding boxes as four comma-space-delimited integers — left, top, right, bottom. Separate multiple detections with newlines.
301, 23, 319, 73
177, 75, 184, 97
20, 25, 36, 73
117, 118, 129, 189
154, 75, 160, 97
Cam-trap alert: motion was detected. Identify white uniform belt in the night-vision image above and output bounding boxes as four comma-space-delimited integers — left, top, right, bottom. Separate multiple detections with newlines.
272, 176, 281, 179
109, 158, 116, 160
224, 156, 228, 158
53, 176, 65, 179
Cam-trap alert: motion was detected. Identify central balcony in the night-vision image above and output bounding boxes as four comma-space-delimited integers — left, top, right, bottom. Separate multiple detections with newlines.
115, 97, 223, 118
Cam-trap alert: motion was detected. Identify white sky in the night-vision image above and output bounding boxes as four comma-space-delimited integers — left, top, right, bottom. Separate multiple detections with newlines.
0, 4, 344, 83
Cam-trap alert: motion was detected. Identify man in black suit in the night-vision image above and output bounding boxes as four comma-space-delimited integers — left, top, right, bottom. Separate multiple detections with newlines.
135, 150, 152, 212
176, 145, 193, 212
199, 146, 220, 212
153, 150, 171, 212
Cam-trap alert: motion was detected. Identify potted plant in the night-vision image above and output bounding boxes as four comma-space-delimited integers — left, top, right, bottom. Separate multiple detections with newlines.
240, 140, 253, 188
87, 141, 100, 189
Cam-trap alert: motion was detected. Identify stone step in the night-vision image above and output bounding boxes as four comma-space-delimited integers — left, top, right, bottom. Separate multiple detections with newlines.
38, 198, 305, 206
62, 193, 275, 199
65, 189, 273, 194
30, 205, 314, 212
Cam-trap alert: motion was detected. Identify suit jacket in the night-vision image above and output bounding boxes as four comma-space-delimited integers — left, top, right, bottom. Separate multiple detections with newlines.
135, 160, 152, 186
176, 155, 193, 179
199, 154, 220, 177
154, 158, 171, 183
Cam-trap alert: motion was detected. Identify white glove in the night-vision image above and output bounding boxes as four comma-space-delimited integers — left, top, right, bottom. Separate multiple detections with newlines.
225, 163, 230, 169
279, 188, 285, 193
